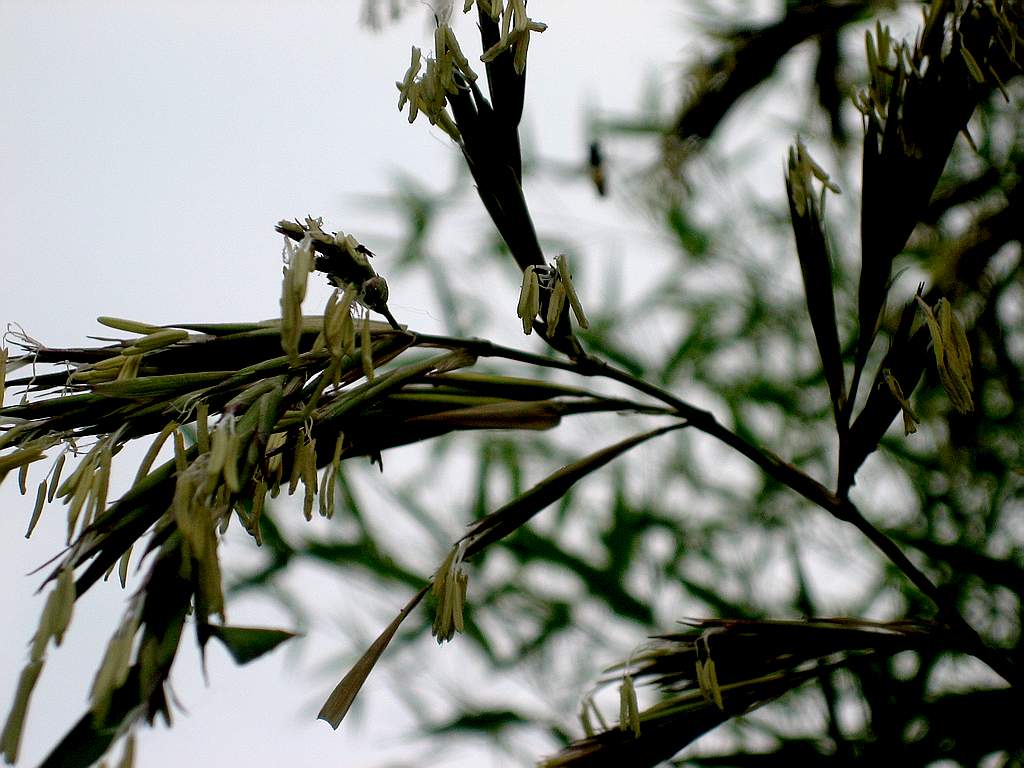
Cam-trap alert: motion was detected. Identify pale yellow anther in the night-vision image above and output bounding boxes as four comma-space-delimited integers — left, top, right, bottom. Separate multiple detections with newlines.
916, 296, 974, 413
517, 266, 541, 334
883, 369, 919, 435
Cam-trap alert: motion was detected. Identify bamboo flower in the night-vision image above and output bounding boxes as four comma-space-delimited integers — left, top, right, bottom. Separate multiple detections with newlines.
431, 541, 469, 643
883, 368, 919, 435
480, 0, 547, 75
915, 296, 974, 413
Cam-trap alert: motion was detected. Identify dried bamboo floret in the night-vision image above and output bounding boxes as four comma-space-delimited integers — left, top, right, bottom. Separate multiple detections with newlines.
916, 296, 975, 413
883, 368, 920, 435
618, 671, 641, 737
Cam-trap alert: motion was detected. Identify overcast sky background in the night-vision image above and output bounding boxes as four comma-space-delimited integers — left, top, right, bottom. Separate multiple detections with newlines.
0, 3, 713, 766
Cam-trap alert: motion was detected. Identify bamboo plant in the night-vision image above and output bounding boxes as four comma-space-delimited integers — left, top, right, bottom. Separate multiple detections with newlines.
2, 1, 1022, 765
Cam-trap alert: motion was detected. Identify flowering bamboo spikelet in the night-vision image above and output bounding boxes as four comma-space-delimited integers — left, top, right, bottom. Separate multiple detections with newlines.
265, 431, 287, 496
286, 432, 305, 496
915, 296, 974, 413
173, 429, 187, 474
0, 445, 47, 487
90, 608, 141, 722
324, 286, 358, 362
47, 452, 66, 503
517, 266, 541, 334
546, 276, 567, 330
394, 22, 485, 143
173, 454, 206, 547
479, 0, 547, 75
618, 670, 641, 737
396, 45, 462, 142
556, 254, 589, 330
464, 0, 502, 18
854, 23, 896, 122
434, 23, 478, 90
85, 442, 112, 530
0, 659, 43, 764
96, 316, 163, 335
518, 256, 588, 337
196, 402, 210, 454
205, 414, 234, 494
115, 734, 136, 768
280, 235, 315, 362
171, 454, 227, 622
787, 138, 840, 217
116, 353, 142, 381
397, 47, 422, 115
248, 480, 267, 543
695, 629, 725, 711
49, 567, 75, 653
579, 700, 595, 738
301, 435, 318, 520
694, 655, 724, 711
26, 479, 47, 538
65, 447, 100, 544
135, 421, 178, 484
431, 541, 469, 642
319, 434, 344, 519
883, 368, 919, 435
123, 328, 189, 354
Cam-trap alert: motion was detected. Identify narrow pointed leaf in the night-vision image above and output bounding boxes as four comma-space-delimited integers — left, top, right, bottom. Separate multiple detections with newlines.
207, 625, 299, 665
464, 424, 685, 558
785, 144, 845, 422
318, 585, 429, 729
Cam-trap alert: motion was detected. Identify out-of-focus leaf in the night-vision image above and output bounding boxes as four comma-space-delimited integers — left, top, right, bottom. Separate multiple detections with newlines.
318, 586, 429, 729
206, 625, 299, 665
426, 708, 531, 736
670, 2, 867, 145
464, 424, 686, 558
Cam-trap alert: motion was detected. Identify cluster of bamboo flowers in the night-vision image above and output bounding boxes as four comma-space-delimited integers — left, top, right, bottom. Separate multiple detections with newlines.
544, 619, 940, 767
0, 205, 675, 764
2, 1, 1021, 766
396, 0, 546, 142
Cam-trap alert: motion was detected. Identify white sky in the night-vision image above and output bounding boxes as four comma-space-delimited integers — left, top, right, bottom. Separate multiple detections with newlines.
1, 2, 697, 766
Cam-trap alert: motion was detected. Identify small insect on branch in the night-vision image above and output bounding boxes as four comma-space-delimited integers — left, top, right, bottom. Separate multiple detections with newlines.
276, 218, 402, 330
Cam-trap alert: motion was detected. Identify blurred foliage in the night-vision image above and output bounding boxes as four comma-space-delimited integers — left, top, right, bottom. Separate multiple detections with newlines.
3, 1, 1024, 767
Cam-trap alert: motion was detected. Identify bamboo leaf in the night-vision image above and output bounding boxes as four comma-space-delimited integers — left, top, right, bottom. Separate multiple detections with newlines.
785, 139, 845, 422
318, 585, 429, 729
97, 317, 165, 335
315, 350, 474, 427
206, 625, 299, 665
406, 400, 566, 430
464, 424, 685, 558
92, 371, 232, 399
423, 372, 593, 399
